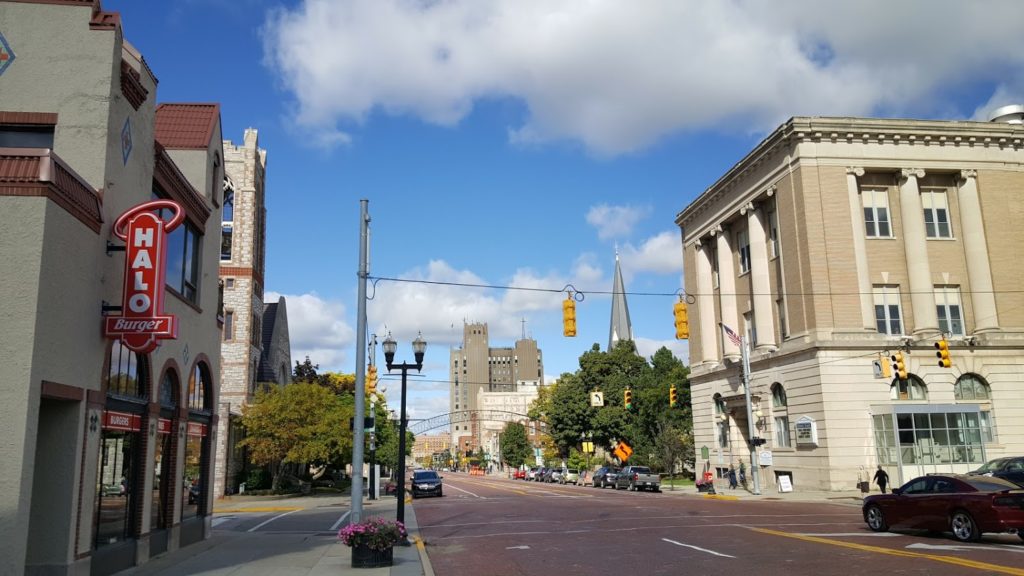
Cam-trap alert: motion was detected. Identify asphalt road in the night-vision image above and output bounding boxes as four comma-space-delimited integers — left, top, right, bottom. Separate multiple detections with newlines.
412, 472, 1024, 576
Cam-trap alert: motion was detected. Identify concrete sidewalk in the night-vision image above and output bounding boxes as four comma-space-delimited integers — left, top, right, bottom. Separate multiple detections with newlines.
113, 493, 432, 576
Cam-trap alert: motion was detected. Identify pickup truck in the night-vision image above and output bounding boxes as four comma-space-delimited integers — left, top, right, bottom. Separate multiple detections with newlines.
614, 465, 660, 492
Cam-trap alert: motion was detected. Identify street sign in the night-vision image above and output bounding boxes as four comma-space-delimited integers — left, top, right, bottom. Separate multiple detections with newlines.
590, 391, 604, 407
613, 440, 633, 462
700, 445, 709, 460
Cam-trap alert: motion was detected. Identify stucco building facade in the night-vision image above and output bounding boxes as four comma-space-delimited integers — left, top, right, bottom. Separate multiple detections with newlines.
677, 114, 1024, 492
1, 2, 225, 574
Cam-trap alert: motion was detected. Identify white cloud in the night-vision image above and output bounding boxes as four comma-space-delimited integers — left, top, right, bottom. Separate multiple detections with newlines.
585, 204, 651, 240
619, 231, 683, 276
265, 291, 356, 371
263, 0, 1024, 155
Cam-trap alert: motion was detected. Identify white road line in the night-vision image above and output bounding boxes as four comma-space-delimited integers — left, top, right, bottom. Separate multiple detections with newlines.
506, 545, 531, 550
330, 510, 351, 531
444, 483, 483, 498
247, 509, 301, 533
662, 538, 736, 558
907, 542, 1024, 554
212, 517, 233, 527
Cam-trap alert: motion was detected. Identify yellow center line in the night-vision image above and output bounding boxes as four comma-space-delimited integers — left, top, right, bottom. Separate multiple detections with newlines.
750, 527, 1024, 576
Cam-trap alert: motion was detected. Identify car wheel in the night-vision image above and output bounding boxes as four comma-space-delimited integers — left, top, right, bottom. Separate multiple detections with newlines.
950, 510, 981, 542
865, 505, 888, 532
1019, 532, 1024, 543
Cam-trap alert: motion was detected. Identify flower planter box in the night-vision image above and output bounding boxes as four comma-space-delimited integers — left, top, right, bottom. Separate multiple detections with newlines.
351, 543, 394, 568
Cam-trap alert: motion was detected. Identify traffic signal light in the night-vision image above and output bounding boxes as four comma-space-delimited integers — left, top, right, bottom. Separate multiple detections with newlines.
890, 351, 908, 380
752, 437, 767, 447
669, 385, 678, 408
624, 388, 633, 411
562, 296, 577, 337
673, 301, 689, 340
935, 338, 951, 368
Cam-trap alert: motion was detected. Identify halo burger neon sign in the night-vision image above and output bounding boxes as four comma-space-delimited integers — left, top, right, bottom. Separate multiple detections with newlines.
103, 200, 184, 353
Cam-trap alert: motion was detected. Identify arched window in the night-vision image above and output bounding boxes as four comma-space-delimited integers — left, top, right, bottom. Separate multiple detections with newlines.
772, 383, 788, 408
187, 363, 210, 411
954, 374, 990, 400
152, 369, 178, 531
106, 340, 149, 399
890, 375, 928, 400
770, 383, 791, 448
955, 373, 995, 442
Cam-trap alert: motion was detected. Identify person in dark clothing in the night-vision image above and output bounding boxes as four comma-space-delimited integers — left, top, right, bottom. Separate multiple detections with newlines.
873, 465, 889, 493
728, 464, 738, 489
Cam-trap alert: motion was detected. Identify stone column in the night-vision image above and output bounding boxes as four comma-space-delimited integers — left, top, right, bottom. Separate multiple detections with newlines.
846, 167, 875, 330
957, 170, 999, 332
897, 168, 939, 336
696, 240, 718, 363
744, 200, 776, 351
715, 225, 741, 359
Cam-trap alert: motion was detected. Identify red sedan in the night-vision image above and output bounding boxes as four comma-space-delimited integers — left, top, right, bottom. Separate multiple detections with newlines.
512, 469, 526, 480
863, 474, 1024, 542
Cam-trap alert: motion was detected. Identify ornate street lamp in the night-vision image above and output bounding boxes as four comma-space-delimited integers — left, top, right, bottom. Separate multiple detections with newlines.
382, 331, 426, 540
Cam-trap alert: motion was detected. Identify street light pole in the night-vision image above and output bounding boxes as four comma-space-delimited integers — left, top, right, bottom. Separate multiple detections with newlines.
382, 332, 426, 541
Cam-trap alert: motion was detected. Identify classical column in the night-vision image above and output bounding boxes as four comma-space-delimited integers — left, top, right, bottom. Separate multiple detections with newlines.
846, 167, 875, 330
744, 201, 776, 351
695, 240, 718, 364
897, 168, 939, 336
957, 170, 999, 332
715, 225, 741, 358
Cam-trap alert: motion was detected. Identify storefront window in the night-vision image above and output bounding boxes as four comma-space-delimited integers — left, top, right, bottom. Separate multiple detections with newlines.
96, 340, 148, 548
152, 370, 177, 530
95, 426, 138, 547
182, 363, 212, 519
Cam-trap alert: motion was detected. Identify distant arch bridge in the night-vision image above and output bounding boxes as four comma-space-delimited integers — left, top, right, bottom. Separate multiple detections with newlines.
409, 410, 550, 436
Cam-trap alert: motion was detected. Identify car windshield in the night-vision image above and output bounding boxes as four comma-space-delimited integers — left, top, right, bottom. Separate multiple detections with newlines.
963, 476, 1019, 492
413, 471, 439, 481
973, 458, 1009, 473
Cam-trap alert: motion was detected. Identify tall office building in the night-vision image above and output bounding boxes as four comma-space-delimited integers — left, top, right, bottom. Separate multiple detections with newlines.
677, 112, 1024, 491
449, 323, 543, 452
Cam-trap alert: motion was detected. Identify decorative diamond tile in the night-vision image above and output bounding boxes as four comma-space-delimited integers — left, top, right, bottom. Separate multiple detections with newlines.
121, 117, 133, 165
0, 30, 15, 77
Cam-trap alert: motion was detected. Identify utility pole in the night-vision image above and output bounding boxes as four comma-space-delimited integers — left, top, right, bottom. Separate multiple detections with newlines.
741, 335, 761, 495
351, 200, 370, 523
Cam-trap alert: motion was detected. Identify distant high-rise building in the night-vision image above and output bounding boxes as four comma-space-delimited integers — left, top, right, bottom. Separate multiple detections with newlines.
449, 322, 543, 451
609, 252, 634, 351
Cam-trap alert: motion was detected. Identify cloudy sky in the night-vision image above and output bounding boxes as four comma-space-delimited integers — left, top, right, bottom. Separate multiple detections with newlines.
107, 0, 1024, 422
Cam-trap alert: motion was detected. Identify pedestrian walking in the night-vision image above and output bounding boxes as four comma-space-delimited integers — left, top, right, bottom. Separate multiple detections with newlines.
728, 464, 738, 489
739, 461, 747, 488
873, 465, 889, 494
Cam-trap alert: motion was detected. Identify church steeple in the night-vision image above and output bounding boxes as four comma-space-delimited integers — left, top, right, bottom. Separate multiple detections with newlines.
609, 251, 633, 351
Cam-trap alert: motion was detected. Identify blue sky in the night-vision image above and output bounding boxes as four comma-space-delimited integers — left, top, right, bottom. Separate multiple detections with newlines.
104, 0, 1024, 422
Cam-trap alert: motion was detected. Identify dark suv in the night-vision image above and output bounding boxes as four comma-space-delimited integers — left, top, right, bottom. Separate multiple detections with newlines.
592, 466, 620, 489
411, 469, 443, 498
969, 456, 1024, 487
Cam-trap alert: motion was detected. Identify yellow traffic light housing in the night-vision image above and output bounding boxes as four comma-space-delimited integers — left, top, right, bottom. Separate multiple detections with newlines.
624, 388, 633, 411
366, 364, 378, 394
673, 301, 689, 340
562, 296, 577, 337
669, 385, 678, 408
935, 338, 951, 368
892, 348, 909, 379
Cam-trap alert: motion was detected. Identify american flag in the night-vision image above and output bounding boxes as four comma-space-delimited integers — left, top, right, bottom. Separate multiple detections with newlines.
721, 323, 741, 346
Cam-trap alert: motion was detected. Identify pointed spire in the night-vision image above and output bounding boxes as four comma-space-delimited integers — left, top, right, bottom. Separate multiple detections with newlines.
609, 252, 633, 352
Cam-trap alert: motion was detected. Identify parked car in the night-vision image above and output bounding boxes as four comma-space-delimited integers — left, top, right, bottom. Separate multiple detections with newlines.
862, 474, 1024, 542
542, 467, 563, 483
592, 466, 620, 489
559, 469, 580, 485
969, 456, 1024, 487
512, 468, 527, 480
526, 467, 540, 481
532, 467, 548, 482
410, 469, 443, 498
615, 465, 661, 492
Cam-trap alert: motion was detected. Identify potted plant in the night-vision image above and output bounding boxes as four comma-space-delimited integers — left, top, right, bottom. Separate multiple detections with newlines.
338, 517, 407, 568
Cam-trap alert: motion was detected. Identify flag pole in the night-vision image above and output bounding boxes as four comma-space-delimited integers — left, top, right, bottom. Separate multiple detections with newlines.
740, 335, 761, 495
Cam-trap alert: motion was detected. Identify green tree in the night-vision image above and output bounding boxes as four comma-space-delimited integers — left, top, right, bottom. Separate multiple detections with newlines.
499, 422, 533, 469
654, 422, 694, 488
239, 382, 353, 490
